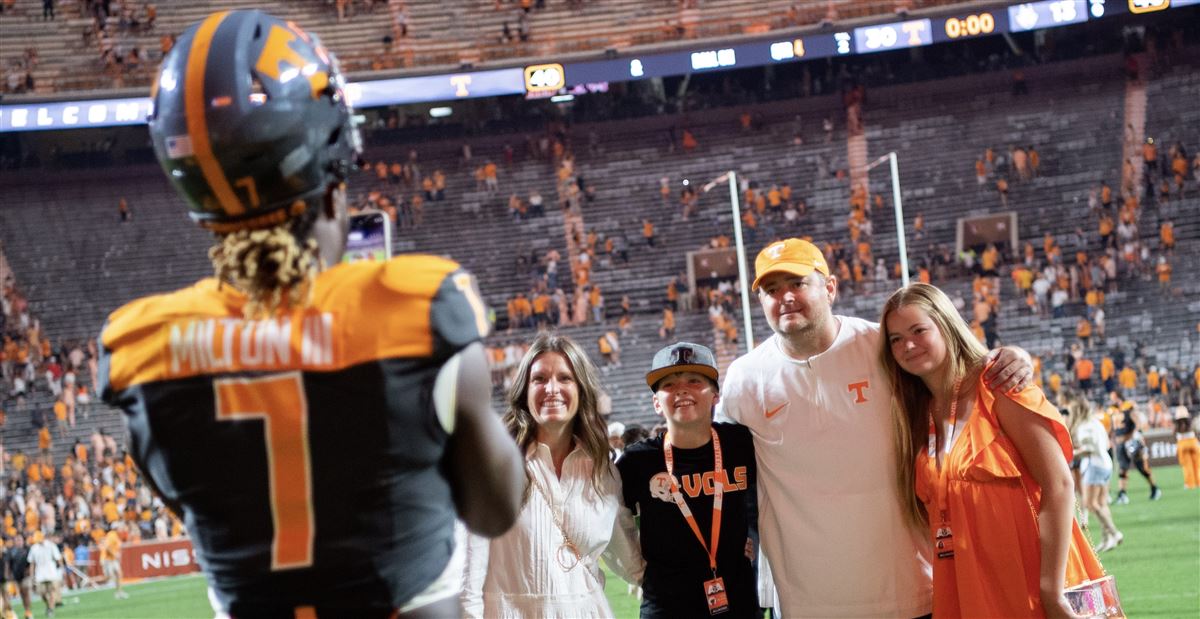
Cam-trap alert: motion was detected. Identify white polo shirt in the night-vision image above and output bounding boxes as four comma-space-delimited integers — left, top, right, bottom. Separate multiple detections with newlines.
718, 315, 932, 618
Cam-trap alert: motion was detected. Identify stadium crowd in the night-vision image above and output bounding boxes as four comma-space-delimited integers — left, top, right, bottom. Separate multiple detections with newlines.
0, 6, 1197, 617
342, 104, 1200, 422
0, 276, 186, 611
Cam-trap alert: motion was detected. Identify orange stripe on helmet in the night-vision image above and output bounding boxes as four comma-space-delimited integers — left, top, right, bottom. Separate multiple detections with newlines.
185, 11, 246, 217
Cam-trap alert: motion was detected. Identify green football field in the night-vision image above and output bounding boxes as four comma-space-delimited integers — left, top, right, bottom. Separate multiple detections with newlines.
20, 467, 1198, 618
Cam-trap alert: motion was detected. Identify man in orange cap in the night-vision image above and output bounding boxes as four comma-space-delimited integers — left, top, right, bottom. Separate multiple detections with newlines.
718, 238, 1033, 618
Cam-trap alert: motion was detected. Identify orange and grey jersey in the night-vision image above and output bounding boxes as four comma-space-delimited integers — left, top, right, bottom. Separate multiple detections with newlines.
98, 255, 489, 614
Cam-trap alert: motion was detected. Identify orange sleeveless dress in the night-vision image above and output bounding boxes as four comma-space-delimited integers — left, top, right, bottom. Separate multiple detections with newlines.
915, 378, 1105, 617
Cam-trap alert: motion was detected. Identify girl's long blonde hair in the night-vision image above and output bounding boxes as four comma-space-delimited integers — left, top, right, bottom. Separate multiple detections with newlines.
1062, 390, 1095, 437
879, 283, 989, 529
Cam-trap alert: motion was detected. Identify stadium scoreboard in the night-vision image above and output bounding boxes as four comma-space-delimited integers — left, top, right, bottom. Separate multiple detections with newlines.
3, 0, 1197, 132
1007, 0, 1088, 32
939, 11, 1007, 41
524, 63, 566, 93
853, 19, 934, 54
560, 31, 853, 86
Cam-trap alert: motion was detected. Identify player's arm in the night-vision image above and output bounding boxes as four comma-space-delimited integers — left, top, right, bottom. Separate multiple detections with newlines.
444, 342, 525, 537
425, 266, 525, 536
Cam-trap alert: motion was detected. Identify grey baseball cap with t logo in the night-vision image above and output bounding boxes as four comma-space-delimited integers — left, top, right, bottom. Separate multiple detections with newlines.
646, 342, 719, 391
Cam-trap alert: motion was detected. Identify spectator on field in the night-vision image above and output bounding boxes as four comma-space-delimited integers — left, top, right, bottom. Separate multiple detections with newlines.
100, 524, 128, 599
462, 334, 642, 617
882, 284, 1103, 617
28, 531, 63, 611
1067, 395, 1123, 552
5, 533, 34, 612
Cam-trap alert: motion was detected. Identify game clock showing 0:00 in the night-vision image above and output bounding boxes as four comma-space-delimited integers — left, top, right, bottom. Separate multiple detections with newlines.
943, 12, 997, 38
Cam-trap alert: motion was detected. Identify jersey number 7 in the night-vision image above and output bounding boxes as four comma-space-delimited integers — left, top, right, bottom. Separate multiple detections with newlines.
215, 372, 314, 571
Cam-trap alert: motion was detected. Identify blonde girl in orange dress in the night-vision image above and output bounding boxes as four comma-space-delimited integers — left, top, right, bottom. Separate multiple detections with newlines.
880, 283, 1105, 618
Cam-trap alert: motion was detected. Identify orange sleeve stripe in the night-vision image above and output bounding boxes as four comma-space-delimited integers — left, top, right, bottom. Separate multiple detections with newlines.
185, 11, 245, 217
104, 258, 455, 391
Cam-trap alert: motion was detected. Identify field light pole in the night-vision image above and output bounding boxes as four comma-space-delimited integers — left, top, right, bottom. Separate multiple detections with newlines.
703, 171, 756, 351
866, 152, 910, 287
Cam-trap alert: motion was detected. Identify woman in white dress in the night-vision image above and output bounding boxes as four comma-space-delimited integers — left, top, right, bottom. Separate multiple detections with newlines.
463, 333, 643, 618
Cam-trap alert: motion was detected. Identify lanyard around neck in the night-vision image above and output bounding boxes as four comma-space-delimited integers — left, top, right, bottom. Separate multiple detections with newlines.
664, 427, 723, 575
927, 375, 965, 463
928, 375, 964, 522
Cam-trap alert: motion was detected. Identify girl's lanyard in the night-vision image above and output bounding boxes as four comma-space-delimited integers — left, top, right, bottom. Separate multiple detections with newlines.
928, 375, 963, 560
665, 427, 730, 615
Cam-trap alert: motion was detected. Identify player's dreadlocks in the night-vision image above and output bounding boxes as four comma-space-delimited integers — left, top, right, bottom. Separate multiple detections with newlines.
208, 217, 320, 319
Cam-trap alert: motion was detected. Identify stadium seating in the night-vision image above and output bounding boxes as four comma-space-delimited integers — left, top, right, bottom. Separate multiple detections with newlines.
1, 0, 969, 94
1, 51, 1197, 448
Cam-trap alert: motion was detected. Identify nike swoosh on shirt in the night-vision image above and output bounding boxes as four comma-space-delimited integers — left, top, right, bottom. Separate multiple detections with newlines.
765, 403, 786, 419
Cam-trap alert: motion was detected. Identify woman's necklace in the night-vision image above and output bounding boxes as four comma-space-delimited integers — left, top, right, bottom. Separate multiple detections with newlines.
529, 471, 583, 572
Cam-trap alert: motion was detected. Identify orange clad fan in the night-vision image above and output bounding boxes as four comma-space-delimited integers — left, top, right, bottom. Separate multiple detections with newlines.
1175, 407, 1199, 489
882, 284, 1106, 618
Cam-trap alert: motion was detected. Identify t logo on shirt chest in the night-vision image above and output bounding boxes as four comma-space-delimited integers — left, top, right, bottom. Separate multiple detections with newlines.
847, 380, 870, 403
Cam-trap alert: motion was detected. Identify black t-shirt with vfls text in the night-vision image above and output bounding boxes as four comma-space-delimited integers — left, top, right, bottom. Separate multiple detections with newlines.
616, 422, 758, 618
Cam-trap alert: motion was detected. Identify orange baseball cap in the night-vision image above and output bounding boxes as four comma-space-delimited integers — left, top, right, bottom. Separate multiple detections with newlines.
752, 238, 830, 290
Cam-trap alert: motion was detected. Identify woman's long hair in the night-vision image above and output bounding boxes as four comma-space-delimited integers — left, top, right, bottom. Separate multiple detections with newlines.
879, 283, 989, 529
503, 332, 611, 503
1062, 390, 1094, 437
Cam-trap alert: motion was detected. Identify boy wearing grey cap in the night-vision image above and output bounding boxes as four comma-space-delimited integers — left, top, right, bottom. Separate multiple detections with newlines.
615, 343, 759, 618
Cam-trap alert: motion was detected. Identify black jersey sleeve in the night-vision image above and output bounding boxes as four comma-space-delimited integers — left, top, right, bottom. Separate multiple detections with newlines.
429, 269, 490, 360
